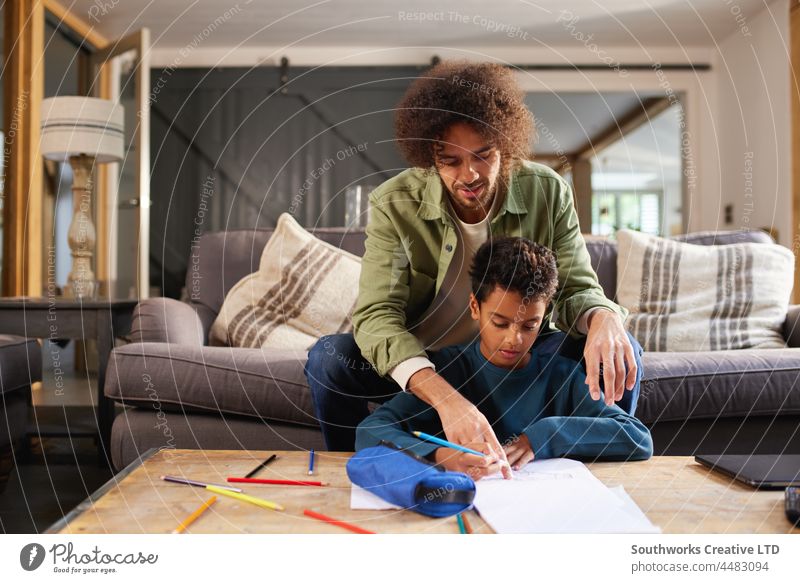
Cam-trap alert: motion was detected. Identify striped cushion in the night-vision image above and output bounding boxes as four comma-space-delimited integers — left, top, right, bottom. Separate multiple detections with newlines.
209, 213, 362, 349
616, 229, 793, 352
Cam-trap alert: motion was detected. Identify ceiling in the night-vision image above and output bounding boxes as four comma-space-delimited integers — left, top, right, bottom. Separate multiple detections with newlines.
54, 0, 770, 50
526, 92, 666, 155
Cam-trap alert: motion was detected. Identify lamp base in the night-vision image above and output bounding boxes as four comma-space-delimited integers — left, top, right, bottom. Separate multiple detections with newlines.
62, 280, 97, 300
66, 154, 98, 300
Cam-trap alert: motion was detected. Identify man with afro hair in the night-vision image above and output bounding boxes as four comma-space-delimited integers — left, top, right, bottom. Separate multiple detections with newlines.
306, 61, 643, 462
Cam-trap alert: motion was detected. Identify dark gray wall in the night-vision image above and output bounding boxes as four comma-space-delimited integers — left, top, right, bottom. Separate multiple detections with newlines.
150, 65, 424, 297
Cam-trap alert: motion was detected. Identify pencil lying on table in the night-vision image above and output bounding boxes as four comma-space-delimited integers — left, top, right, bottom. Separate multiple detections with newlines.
227, 477, 325, 487
303, 509, 375, 534
172, 496, 217, 534
205, 485, 285, 511
461, 512, 474, 534
244, 454, 277, 478
161, 474, 242, 493
456, 513, 467, 534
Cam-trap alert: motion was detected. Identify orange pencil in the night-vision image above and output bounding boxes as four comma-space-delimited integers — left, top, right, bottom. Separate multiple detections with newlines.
303, 509, 376, 534
172, 496, 217, 534
461, 512, 473, 534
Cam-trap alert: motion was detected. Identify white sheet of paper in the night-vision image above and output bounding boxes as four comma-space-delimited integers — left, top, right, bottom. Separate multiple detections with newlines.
474, 459, 660, 534
350, 484, 401, 510
482, 457, 592, 481
608, 485, 661, 533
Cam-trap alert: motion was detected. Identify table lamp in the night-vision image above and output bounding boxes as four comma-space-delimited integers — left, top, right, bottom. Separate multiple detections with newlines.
40, 96, 124, 299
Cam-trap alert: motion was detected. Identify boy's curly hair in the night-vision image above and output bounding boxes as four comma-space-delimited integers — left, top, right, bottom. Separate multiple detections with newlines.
469, 237, 558, 305
394, 60, 534, 176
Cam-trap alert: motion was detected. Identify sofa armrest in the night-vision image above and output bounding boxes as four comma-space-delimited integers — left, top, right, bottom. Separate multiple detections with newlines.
783, 304, 800, 347
130, 298, 209, 345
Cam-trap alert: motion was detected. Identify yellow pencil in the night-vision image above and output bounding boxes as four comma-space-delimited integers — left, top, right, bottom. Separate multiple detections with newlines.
172, 496, 217, 534
205, 485, 285, 511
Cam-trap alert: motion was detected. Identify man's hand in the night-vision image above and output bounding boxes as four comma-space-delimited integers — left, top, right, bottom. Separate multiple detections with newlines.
503, 433, 535, 470
583, 310, 637, 406
408, 368, 511, 478
433, 444, 508, 481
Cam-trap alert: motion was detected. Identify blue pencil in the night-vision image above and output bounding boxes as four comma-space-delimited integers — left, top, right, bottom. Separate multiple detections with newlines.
412, 431, 487, 457
308, 449, 315, 475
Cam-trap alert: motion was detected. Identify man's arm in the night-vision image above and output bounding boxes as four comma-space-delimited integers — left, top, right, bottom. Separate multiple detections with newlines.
548, 178, 638, 404
550, 178, 628, 337
351, 200, 429, 377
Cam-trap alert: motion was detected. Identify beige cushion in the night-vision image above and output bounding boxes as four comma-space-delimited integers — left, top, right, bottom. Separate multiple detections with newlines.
616, 229, 793, 352
210, 213, 362, 349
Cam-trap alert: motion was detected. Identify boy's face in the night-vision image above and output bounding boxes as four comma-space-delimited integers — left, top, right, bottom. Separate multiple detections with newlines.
469, 286, 547, 370
434, 122, 502, 223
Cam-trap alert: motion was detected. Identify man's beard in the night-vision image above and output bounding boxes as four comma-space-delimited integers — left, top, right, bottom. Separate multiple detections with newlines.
448, 173, 508, 217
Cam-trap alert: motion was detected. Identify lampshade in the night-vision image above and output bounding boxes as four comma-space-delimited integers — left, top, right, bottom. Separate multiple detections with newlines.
40, 96, 124, 163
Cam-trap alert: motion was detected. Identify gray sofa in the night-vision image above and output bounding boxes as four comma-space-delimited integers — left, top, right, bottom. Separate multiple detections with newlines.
106, 228, 800, 470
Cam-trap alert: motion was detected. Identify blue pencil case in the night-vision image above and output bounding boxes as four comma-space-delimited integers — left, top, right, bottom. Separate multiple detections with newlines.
346, 443, 476, 518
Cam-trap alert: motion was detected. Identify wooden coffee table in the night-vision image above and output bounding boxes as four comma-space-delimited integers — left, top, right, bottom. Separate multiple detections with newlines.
46, 449, 800, 534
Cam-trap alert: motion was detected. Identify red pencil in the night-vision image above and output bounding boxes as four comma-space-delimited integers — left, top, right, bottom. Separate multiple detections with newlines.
303, 509, 376, 534
227, 477, 324, 486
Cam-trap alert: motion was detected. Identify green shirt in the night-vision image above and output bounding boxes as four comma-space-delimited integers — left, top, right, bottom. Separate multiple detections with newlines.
352, 160, 627, 377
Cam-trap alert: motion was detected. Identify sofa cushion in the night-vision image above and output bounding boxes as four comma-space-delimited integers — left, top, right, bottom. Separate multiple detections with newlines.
106, 342, 318, 427
581, 229, 774, 302
616, 229, 793, 352
636, 348, 800, 425
209, 213, 362, 350
673, 229, 775, 246
0, 335, 42, 395
187, 227, 366, 315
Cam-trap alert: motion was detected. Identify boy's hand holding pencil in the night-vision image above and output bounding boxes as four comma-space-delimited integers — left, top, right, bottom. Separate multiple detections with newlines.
414, 432, 512, 480
432, 443, 509, 480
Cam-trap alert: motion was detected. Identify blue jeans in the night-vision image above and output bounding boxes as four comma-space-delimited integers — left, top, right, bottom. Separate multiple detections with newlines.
304, 331, 644, 451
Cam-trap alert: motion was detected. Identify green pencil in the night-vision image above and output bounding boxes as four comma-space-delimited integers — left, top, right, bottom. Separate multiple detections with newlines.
456, 513, 466, 534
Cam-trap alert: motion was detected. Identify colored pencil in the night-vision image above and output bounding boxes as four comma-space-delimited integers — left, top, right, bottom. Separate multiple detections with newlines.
456, 513, 466, 534
308, 449, 315, 475
161, 474, 243, 493
412, 431, 487, 457
461, 512, 473, 534
205, 485, 285, 511
227, 477, 324, 487
244, 454, 277, 478
171, 496, 217, 534
303, 509, 375, 534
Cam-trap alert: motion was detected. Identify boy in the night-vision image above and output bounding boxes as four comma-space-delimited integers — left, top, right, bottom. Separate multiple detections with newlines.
355, 237, 652, 480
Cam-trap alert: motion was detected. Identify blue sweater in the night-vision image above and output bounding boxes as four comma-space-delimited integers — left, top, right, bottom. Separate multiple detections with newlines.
355, 340, 653, 461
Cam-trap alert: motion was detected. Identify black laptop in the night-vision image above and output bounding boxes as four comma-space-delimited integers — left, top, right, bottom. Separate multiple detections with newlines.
695, 454, 800, 490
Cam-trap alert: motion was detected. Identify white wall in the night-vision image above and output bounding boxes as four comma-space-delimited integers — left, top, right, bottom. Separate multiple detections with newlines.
713, 0, 791, 246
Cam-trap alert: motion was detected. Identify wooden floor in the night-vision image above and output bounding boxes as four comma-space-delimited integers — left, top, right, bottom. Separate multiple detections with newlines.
50, 450, 800, 534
